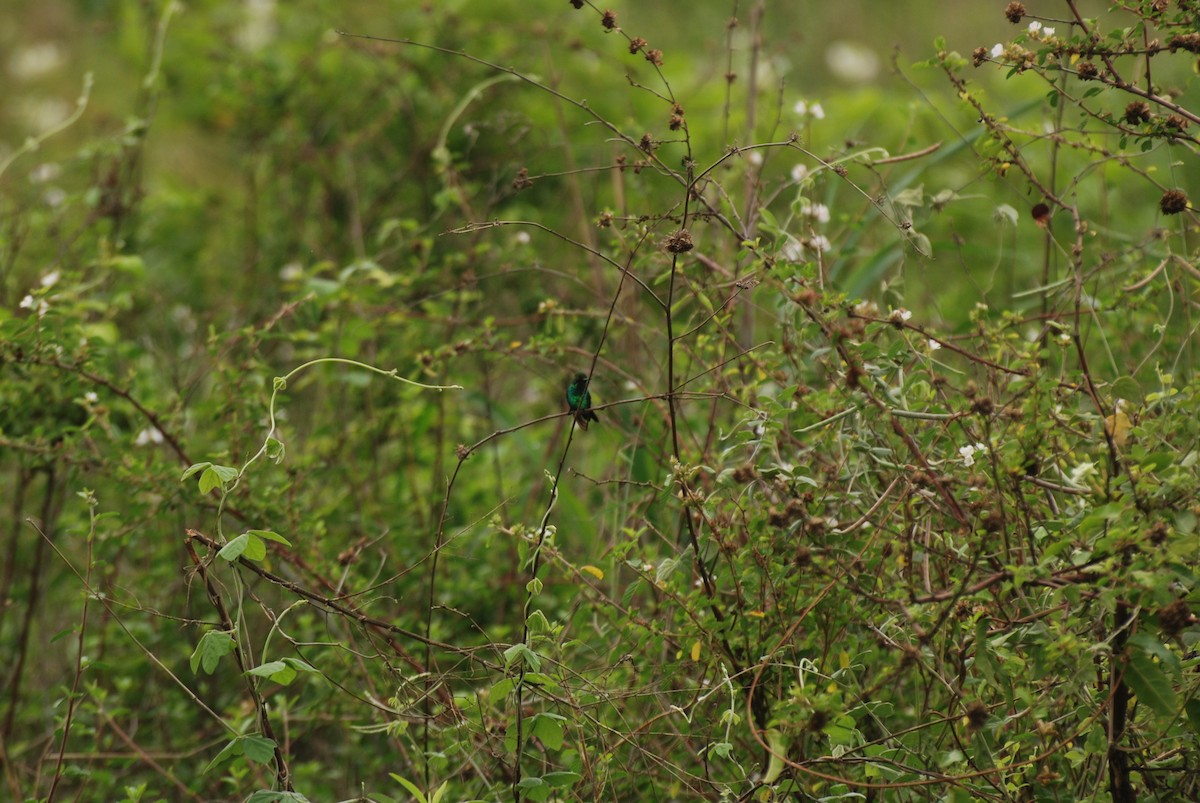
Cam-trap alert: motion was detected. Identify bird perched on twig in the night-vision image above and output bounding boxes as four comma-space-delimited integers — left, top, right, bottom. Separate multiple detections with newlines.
565, 373, 599, 431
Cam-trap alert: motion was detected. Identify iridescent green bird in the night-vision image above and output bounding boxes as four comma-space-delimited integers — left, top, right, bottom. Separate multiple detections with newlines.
566, 372, 599, 431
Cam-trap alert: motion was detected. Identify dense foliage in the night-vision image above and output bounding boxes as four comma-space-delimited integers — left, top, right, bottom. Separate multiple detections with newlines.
1, 1, 1198, 801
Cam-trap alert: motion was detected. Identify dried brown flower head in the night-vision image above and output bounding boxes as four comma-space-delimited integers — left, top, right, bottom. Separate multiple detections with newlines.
1124, 101, 1152, 125
1160, 189, 1189, 215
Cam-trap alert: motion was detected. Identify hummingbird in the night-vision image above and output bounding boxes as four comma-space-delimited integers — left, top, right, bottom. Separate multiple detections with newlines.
565, 372, 599, 431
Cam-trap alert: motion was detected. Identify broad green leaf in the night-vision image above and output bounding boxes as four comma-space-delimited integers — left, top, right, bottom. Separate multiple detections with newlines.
241, 735, 277, 764
248, 529, 291, 546
530, 713, 565, 751
1124, 650, 1177, 718
190, 630, 236, 675
248, 661, 296, 685
180, 462, 211, 482
218, 533, 251, 562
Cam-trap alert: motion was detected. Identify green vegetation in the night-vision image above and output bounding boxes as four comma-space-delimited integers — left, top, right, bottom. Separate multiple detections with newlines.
1, 1, 1198, 801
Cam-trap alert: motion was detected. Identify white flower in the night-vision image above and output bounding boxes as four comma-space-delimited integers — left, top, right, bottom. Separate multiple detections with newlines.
134, 428, 164, 446
8, 43, 64, 81
18, 294, 48, 317
889, 308, 913, 323
809, 203, 831, 224
279, 262, 303, 281
746, 150, 763, 166
514, 230, 531, 245
990, 43, 1004, 58
928, 339, 941, 351
781, 236, 804, 262
959, 444, 978, 467
84, 391, 98, 403
853, 300, 878, 317
794, 100, 825, 120
791, 163, 809, 182
807, 235, 831, 253
1043, 27, 1055, 36
40, 270, 60, 288
1028, 21, 1042, 34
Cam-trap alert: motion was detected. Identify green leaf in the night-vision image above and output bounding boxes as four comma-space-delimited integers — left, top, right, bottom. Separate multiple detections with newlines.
190, 630, 236, 675
249, 529, 291, 546
241, 735, 277, 764
219, 532, 268, 562
202, 737, 243, 774
218, 533, 251, 562
389, 773, 428, 803
763, 728, 787, 783
503, 643, 541, 672
516, 777, 549, 802
180, 462, 211, 482
1123, 650, 1177, 718
245, 792, 311, 803
198, 464, 238, 495
248, 661, 296, 685
1185, 699, 1200, 736
541, 771, 581, 788
530, 713, 565, 751
489, 677, 515, 705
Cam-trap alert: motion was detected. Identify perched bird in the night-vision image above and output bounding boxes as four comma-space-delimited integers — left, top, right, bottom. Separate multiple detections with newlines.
565, 372, 600, 431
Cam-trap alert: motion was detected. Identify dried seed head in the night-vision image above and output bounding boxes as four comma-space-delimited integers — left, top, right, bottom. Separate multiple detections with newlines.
665, 228, 694, 253
1077, 61, 1099, 80
1169, 33, 1200, 53
601, 10, 617, 30
1004, 2, 1026, 23
628, 37, 647, 54
1160, 189, 1189, 215
1124, 101, 1152, 125
1158, 599, 1195, 637
645, 48, 664, 66
512, 167, 534, 190
964, 700, 990, 732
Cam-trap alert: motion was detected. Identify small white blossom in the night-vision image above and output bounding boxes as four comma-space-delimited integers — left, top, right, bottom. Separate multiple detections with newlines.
990, 43, 1004, 58
40, 270, 60, 288
853, 300, 879, 317
514, 230, 531, 245
279, 262, 303, 281
791, 163, 809, 183
781, 237, 804, 262
959, 444, 978, 467
1043, 27, 1055, 36
928, 339, 941, 351
889, 308, 913, 323
746, 150, 763, 166
793, 100, 825, 120
1028, 21, 1042, 34
807, 234, 831, 253
19, 294, 49, 317
84, 391, 98, 403
134, 428, 165, 446
808, 203, 830, 224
